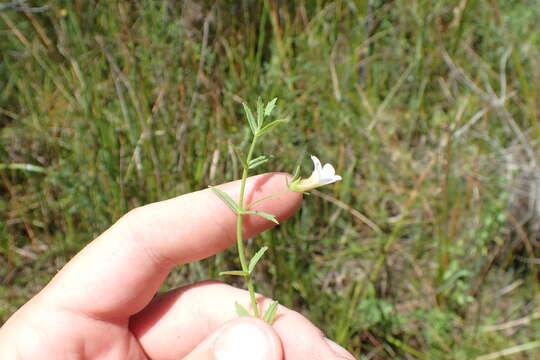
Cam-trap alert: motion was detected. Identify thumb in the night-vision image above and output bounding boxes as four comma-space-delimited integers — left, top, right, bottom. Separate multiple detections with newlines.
182, 317, 283, 360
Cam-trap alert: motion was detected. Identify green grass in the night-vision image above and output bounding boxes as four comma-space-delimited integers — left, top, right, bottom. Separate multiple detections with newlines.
2, 0, 540, 358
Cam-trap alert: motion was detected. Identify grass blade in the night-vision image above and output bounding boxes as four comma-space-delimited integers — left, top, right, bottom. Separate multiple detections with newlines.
0, 163, 47, 173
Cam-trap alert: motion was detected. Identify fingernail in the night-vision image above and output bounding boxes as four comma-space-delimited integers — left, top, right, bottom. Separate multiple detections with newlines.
214, 322, 273, 360
324, 338, 356, 360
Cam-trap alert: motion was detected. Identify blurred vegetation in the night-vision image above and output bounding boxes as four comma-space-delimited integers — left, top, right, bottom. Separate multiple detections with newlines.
2, 0, 540, 358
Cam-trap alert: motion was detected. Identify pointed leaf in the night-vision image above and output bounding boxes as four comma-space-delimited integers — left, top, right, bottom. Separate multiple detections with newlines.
263, 301, 279, 324
257, 118, 287, 136
248, 155, 270, 169
235, 301, 251, 317
244, 211, 279, 224
232, 145, 248, 168
248, 246, 269, 274
264, 98, 278, 117
210, 186, 240, 213
248, 155, 267, 165
219, 270, 248, 276
256, 97, 264, 127
242, 102, 257, 134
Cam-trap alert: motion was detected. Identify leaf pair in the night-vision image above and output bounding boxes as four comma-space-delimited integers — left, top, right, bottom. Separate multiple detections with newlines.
242, 97, 286, 137
248, 155, 272, 170
233, 149, 276, 171
219, 246, 269, 277
210, 187, 279, 224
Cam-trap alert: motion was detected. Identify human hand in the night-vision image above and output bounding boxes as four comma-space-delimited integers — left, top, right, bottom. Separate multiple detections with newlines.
0, 173, 355, 360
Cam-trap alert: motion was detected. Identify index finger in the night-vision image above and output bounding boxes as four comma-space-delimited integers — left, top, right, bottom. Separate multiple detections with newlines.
36, 173, 302, 320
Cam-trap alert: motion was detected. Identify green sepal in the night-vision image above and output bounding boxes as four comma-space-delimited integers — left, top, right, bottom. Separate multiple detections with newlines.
219, 270, 249, 276
292, 160, 302, 180
264, 98, 278, 117
248, 246, 269, 274
289, 147, 307, 185
256, 97, 264, 127
248, 155, 271, 169
242, 102, 257, 135
235, 301, 251, 317
286, 177, 300, 191
263, 301, 279, 324
257, 118, 287, 136
210, 186, 240, 213
243, 210, 279, 224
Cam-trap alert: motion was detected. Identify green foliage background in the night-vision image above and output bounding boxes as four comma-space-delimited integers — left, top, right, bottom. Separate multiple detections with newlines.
2, 1, 540, 358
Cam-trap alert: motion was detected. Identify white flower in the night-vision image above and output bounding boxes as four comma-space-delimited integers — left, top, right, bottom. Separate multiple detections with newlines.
290, 155, 342, 192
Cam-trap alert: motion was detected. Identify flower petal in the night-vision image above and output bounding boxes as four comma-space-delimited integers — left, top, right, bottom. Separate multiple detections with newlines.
321, 175, 342, 185
321, 163, 336, 178
310, 155, 323, 174
289, 155, 342, 192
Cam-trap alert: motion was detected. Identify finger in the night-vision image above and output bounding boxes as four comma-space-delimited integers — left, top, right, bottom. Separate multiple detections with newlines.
36, 173, 302, 320
182, 317, 282, 360
130, 281, 355, 360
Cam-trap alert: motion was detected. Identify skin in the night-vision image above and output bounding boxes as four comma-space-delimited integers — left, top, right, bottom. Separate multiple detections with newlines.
0, 173, 355, 360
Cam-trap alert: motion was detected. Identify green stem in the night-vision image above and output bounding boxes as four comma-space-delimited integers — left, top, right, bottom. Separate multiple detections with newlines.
236, 135, 260, 317
247, 189, 292, 209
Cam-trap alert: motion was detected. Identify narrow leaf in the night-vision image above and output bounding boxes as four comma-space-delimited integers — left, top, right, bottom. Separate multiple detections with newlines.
263, 301, 279, 324
232, 145, 248, 168
219, 270, 248, 276
242, 102, 257, 134
256, 97, 264, 127
244, 210, 279, 224
248, 155, 270, 169
249, 159, 268, 170
264, 97, 278, 117
210, 186, 240, 213
235, 301, 251, 317
248, 246, 269, 274
248, 155, 267, 165
257, 118, 287, 136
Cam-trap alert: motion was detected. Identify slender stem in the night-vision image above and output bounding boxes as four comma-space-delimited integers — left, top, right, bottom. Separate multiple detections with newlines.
236, 135, 260, 317
247, 188, 292, 209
